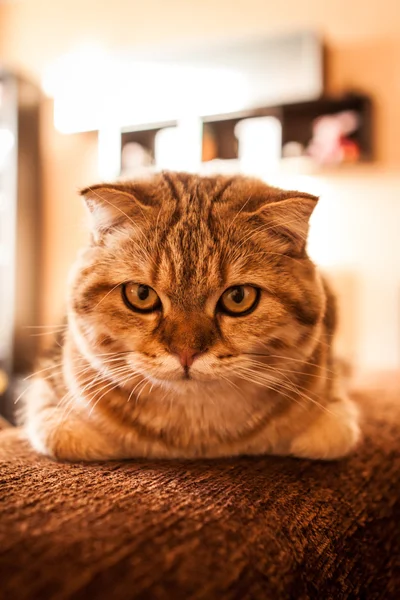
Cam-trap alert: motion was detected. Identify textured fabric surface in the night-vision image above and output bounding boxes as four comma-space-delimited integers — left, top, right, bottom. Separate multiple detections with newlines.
0, 388, 399, 600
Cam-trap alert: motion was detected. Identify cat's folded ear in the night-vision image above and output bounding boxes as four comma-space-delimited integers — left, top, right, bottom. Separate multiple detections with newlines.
252, 192, 319, 254
80, 183, 150, 242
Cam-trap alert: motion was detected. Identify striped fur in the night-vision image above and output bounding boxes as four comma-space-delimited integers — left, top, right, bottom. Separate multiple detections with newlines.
23, 173, 360, 461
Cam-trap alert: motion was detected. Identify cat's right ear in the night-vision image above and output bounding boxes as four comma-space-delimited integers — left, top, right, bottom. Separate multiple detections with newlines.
80, 184, 148, 243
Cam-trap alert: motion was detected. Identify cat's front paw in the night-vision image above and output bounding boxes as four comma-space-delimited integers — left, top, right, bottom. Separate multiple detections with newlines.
26, 408, 122, 462
289, 397, 360, 460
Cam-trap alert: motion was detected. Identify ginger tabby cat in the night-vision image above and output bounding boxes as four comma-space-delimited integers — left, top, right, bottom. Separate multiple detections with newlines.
23, 172, 360, 461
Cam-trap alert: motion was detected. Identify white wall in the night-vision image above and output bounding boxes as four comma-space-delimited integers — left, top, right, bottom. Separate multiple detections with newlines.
308, 172, 400, 370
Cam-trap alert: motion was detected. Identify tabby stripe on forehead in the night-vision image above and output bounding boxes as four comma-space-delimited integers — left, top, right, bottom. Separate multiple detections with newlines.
158, 172, 182, 239
152, 244, 177, 288
205, 179, 234, 240
163, 171, 182, 204
213, 178, 234, 204
278, 291, 320, 327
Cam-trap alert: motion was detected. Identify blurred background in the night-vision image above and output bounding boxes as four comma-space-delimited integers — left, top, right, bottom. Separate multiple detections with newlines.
0, 0, 399, 418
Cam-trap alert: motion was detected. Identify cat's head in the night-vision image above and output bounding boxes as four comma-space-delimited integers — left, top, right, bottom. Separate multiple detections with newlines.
68, 172, 324, 390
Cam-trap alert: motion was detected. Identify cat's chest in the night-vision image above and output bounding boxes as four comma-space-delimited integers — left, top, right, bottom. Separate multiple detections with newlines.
116, 383, 278, 448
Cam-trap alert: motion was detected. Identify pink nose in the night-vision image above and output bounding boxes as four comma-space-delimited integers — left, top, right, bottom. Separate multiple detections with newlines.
176, 349, 200, 368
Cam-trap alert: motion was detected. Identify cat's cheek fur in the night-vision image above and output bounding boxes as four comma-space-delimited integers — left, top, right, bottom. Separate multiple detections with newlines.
288, 396, 361, 460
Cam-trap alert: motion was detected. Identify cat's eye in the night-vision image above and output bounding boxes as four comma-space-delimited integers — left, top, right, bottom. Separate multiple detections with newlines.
219, 285, 259, 316
122, 283, 161, 313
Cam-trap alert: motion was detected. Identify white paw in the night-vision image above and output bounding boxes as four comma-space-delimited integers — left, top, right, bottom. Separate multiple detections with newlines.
25, 408, 120, 461
290, 397, 360, 460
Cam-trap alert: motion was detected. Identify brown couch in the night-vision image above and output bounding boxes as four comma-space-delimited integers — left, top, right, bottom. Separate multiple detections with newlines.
0, 384, 399, 600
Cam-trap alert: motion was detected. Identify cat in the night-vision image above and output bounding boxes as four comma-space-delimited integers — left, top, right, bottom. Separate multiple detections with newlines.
22, 172, 360, 461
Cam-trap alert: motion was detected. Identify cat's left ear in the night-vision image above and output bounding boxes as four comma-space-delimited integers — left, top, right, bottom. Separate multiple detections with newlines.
80, 183, 149, 242
254, 192, 318, 254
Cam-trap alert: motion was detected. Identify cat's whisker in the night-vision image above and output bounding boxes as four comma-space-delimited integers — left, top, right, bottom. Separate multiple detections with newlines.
135, 379, 150, 403
237, 366, 334, 415
23, 324, 68, 330
86, 186, 151, 228
83, 374, 129, 410
235, 370, 317, 415
251, 364, 334, 385
55, 371, 110, 415
78, 371, 107, 397
23, 361, 69, 381
58, 371, 114, 425
130, 377, 148, 404
15, 362, 97, 406
17, 364, 87, 407
94, 281, 129, 309
55, 367, 115, 425
238, 250, 303, 265
158, 389, 171, 404
13, 385, 33, 405
125, 237, 156, 267
234, 370, 298, 402
87, 367, 136, 397
88, 372, 135, 416
23, 351, 132, 382
28, 329, 67, 337
240, 365, 315, 402
219, 374, 242, 393
241, 362, 309, 389
244, 351, 336, 375
232, 216, 308, 252
244, 358, 335, 382
33, 356, 127, 391
78, 363, 134, 396
127, 375, 145, 403
55, 397, 75, 428
83, 187, 158, 268
226, 194, 254, 230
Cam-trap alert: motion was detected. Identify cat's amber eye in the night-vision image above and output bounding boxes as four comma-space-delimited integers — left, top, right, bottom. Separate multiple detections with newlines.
122, 283, 161, 313
219, 285, 259, 316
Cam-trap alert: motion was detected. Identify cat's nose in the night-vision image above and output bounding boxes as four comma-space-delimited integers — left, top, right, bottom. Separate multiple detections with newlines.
175, 349, 201, 368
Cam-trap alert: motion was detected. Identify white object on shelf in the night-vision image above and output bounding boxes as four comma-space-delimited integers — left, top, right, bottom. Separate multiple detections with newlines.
98, 128, 121, 180
235, 116, 282, 178
155, 118, 202, 173
154, 127, 181, 172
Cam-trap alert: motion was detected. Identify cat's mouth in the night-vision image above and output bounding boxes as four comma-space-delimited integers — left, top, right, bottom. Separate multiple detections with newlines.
144, 368, 219, 386
182, 367, 192, 381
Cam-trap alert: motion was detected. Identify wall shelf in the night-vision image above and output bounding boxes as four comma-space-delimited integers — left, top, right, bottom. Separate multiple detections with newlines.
119, 93, 373, 175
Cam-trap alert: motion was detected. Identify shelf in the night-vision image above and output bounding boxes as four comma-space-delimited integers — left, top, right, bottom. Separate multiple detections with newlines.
121, 120, 177, 161
202, 93, 372, 163
119, 93, 373, 173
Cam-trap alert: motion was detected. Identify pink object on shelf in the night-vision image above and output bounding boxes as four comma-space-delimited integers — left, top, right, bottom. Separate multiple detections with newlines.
307, 110, 360, 165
